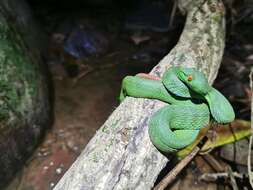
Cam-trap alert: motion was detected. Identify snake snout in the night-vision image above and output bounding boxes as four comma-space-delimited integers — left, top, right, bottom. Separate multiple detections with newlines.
177, 68, 211, 96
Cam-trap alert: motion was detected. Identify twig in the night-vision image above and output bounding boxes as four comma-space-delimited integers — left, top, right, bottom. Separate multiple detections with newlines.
153, 146, 200, 190
72, 66, 94, 85
153, 125, 211, 190
202, 153, 240, 190
199, 172, 246, 182
202, 154, 224, 172
169, 0, 178, 29
72, 61, 121, 85
248, 68, 253, 188
228, 166, 239, 190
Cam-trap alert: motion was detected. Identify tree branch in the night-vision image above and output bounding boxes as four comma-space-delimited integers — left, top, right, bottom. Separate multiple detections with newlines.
54, 0, 226, 189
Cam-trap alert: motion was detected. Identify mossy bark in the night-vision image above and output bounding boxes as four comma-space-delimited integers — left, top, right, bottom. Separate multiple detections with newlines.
54, 0, 226, 189
0, 2, 51, 188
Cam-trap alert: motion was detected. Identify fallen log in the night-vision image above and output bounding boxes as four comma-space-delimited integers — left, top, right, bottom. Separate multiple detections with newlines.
54, 0, 226, 189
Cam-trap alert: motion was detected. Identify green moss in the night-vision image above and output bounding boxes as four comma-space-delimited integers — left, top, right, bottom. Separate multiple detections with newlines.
177, 53, 187, 63
212, 14, 222, 23
102, 119, 120, 133
92, 153, 99, 163
0, 12, 39, 126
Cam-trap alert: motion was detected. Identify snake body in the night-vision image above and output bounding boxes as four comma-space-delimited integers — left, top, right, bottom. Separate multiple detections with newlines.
120, 67, 235, 152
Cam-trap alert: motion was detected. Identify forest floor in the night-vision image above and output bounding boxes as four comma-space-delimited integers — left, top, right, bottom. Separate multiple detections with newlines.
5, 2, 253, 190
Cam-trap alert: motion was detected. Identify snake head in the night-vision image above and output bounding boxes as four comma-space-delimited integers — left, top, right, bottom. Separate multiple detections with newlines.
177, 67, 211, 96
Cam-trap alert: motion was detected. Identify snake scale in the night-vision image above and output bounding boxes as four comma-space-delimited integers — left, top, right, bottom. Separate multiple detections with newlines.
119, 67, 235, 152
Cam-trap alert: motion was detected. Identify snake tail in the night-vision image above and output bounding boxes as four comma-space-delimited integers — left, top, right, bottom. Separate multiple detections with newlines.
119, 76, 179, 103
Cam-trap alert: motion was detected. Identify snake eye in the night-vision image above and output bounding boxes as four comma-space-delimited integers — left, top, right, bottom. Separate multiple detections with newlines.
187, 75, 193, 81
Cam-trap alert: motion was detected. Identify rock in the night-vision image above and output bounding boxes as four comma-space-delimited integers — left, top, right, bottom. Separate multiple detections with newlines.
64, 25, 109, 59
0, 2, 51, 188
2, 0, 47, 57
220, 138, 252, 166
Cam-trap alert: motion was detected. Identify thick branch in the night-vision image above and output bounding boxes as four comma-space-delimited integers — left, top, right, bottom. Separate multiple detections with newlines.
54, 0, 226, 189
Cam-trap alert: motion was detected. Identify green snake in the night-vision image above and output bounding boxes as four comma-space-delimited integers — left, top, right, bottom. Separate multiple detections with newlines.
119, 67, 235, 152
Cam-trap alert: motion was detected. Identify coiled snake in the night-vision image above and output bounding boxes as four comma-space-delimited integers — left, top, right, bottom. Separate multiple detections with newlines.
120, 67, 235, 152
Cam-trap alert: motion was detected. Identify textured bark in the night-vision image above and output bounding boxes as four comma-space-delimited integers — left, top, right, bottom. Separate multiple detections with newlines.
54, 0, 226, 189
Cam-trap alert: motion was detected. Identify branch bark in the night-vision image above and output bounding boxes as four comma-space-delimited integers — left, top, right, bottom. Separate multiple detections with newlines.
54, 0, 226, 189
248, 68, 253, 188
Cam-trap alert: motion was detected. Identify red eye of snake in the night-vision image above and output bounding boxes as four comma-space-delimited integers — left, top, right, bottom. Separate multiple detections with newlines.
187, 75, 193, 81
